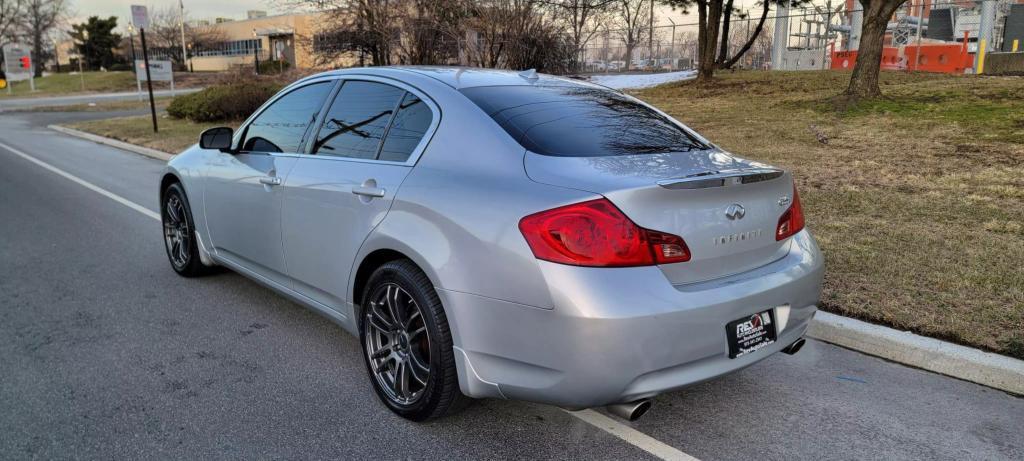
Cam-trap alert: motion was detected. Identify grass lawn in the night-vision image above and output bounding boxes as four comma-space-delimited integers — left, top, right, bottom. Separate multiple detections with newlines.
1, 71, 142, 98
635, 70, 1024, 359
67, 113, 231, 153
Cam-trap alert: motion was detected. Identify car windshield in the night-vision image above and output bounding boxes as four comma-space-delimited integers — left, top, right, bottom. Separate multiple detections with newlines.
460, 85, 707, 157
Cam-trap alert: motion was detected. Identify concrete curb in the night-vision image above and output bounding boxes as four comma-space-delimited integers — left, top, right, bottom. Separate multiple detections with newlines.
48, 125, 174, 162
43, 123, 1024, 396
808, 311, 1024, 395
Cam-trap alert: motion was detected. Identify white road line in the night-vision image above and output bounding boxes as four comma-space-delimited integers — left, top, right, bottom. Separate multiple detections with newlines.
0, 140, 160, 221
565, 409, 700, 461
0, 139, 698, 460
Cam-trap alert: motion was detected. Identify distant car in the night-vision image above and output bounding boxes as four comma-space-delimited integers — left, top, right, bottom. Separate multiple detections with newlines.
159, 66, 824, 421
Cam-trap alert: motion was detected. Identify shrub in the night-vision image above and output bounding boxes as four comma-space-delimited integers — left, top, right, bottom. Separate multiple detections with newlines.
167, 82, 282, 122
258, 59, 291, 75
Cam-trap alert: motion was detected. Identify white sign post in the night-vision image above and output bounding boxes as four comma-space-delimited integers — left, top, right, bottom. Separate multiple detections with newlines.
2, 43, 35, 94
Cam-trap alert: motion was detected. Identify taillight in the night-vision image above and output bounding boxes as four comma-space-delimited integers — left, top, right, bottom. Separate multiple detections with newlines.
776, 185, 805, 241
518, 198, 690, 267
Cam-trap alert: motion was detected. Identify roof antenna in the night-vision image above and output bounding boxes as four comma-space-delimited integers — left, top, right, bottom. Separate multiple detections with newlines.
518, 68, 538, 81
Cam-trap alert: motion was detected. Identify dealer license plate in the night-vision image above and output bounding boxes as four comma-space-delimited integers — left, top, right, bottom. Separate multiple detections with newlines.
726, 309, 777, 359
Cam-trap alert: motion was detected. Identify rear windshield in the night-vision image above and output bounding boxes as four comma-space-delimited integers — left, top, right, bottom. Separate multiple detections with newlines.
460, 85, 707, 157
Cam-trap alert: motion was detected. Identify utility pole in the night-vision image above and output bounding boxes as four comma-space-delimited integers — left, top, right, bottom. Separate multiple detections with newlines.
648, 0, 655, 66
668, 17, 676, 70
179, 0, 189, 72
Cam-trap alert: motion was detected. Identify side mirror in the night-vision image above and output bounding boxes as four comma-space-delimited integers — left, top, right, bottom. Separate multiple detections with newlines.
199, 127, 234, 152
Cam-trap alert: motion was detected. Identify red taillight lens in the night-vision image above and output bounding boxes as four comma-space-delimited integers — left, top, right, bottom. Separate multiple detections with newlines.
776, 186, 805, 241
518, 198, 690, 267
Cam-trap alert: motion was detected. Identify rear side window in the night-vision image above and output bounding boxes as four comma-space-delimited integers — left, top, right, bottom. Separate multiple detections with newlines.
312, 81, 405, 159
378, 93, 432, 162
241, 81, 333, 153
460, 85, 707, 157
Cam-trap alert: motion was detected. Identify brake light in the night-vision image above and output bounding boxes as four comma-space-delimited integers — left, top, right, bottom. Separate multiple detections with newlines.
518, 198, 690, 267
776, 185, 805, 241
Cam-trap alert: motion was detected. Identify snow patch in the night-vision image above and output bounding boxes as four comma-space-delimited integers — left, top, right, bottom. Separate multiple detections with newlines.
588, 70, 698, 90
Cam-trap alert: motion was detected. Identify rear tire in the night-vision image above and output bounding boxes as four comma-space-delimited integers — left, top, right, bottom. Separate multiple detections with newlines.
161, 182, 213, 277
359, 259, 468, 421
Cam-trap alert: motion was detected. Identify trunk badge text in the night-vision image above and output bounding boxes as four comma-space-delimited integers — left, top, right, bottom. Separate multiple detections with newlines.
714, 229, 763, 246
725, 204, 746, 220
778, 196, 791, 207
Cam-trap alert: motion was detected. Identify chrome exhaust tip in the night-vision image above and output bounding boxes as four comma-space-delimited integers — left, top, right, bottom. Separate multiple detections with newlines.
782, 338, 806, 355
606, 399, 652, 421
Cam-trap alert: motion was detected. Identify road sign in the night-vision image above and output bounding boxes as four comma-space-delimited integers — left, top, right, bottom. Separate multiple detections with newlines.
131, 5, 149, 30
135, 60, 173, 82
2, 43, 33, 82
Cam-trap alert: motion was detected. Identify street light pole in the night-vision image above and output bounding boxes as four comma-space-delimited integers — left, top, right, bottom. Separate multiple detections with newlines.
127, 24, 137, 74
79, 30, 88, 91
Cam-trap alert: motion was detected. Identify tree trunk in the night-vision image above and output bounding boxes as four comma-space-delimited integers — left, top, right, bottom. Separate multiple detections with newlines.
33, 29, 44, 78
697, 0, 723, 82
721, 0, 771, 69
845, 0, 905, 100
625, 43, 634, 71
717, 0, 734, 64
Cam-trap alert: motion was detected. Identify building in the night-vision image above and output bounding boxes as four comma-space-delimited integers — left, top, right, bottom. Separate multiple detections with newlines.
189, 11, 357, 72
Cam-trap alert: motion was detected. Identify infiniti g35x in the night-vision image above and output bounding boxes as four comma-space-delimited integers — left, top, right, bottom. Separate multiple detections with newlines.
159, 66, 824, 421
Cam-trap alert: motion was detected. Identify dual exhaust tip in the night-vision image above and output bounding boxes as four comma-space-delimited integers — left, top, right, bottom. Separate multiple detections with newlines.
604, 338, 806, 421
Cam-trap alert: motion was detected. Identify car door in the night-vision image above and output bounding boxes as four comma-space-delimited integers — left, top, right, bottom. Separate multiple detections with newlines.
282, 78, 438, 314
203, 79, 336, 286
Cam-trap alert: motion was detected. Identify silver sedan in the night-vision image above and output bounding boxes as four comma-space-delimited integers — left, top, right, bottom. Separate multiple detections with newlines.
159, 66, 824, 421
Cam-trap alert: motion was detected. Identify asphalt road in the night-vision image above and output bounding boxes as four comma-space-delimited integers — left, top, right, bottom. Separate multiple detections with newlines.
1, 109, 1022, 460
0, 88, 201, 111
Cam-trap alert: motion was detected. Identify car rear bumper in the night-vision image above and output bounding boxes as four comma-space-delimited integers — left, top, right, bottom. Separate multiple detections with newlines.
439, 230, 824, 409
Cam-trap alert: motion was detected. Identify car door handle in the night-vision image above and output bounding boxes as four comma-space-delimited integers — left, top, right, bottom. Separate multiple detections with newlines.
259, 176, 282, 186
351, 186, 385, 198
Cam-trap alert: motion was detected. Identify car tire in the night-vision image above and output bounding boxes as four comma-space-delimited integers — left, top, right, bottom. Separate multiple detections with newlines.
359, 259, 469, 421
161, 182, 212, 278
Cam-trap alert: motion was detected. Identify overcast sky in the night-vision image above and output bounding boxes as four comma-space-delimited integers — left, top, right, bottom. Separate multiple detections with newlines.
69, 0, 772, 31
69, 0, 283, 25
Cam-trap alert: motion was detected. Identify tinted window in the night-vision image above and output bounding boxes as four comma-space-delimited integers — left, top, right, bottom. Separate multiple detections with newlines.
379, 93, 432, 162
460, 85, 707, 157
241, 82, 333, 153
312, 81, 405, 159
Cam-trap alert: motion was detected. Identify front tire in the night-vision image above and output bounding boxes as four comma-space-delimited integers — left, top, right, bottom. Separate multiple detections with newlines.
359, 259, 467, 421
161, 182, 212, 277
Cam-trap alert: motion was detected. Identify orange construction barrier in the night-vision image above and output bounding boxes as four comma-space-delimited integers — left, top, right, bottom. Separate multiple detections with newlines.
831, 42, 972, 74
904, 44, 973, 73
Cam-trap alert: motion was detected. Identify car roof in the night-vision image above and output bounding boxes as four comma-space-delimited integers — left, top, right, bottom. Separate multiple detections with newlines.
302, 65, 611, 91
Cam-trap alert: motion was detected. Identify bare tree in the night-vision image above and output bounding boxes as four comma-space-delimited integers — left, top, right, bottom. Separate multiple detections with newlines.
613, 0, 650, 70
146, 6, 225, 66
544, 0, 614, 70
0, 0, 23, 42
393, 0, 465, 65
845, 0, 907, 100
21, 0, 66, 77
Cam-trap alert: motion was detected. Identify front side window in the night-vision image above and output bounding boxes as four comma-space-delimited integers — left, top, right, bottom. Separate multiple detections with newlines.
312, 81, 405, 159
240, 81, 333, 154
460, 85, 707, 157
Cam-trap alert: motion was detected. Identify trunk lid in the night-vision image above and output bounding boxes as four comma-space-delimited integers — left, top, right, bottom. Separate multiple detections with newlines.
524, 150, 794, 285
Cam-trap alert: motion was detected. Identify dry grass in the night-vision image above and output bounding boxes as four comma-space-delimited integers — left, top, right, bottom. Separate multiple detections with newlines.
636, 70, 1024, 359
67, 114, 232, 154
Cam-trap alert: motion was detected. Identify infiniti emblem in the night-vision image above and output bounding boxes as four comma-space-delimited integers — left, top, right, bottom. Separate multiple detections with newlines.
725, 204, 746, 220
